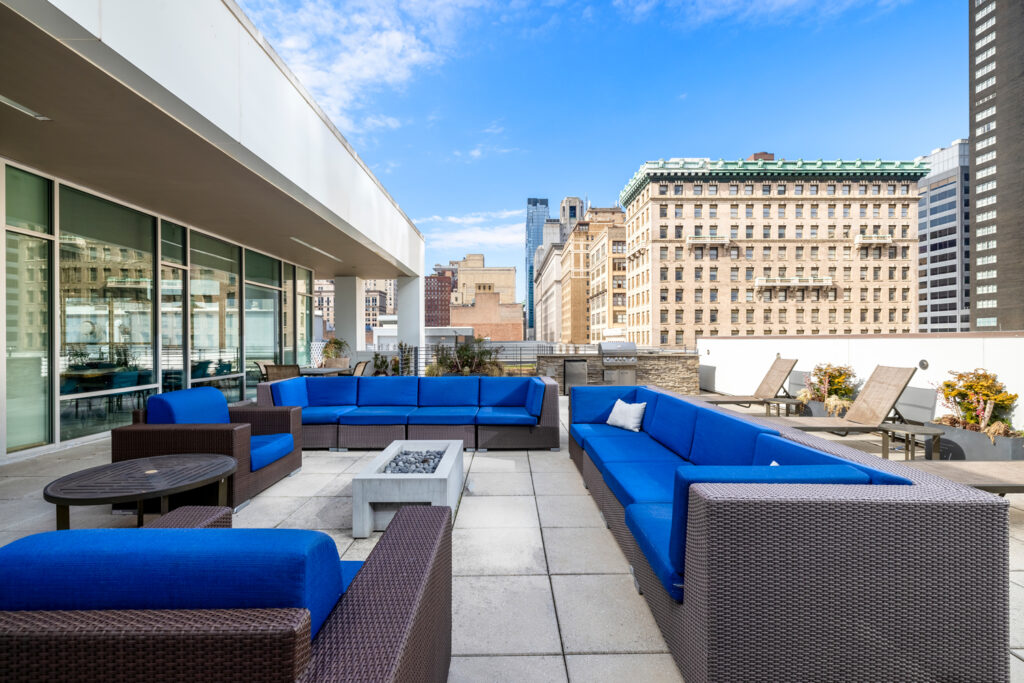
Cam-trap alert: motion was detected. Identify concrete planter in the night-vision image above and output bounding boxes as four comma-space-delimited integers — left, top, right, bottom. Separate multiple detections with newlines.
352, 440, 464, 538
924, 422, 1024, 461
799, 400, 848, 419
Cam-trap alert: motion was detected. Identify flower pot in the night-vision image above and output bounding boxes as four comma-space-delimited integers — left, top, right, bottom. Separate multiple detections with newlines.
924, 422, 1024, 461
798, 401, 847, 418
323, 357, 350, 370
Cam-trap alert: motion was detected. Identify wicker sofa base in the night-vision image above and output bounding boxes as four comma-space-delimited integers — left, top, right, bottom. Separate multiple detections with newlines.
581, 453, 633, 558
569, 435, 586, 475
477, 425, 558, 450
302, 424, 340, 450
338, 424, 406, 449
407, 424, 476, 449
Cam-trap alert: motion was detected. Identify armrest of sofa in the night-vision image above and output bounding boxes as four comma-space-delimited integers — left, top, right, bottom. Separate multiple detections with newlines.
229, 405, 301, 440
300, 505, 453, 682
537, 376, 560, 429
0, 608, 311, 682
111, 423, 252, 474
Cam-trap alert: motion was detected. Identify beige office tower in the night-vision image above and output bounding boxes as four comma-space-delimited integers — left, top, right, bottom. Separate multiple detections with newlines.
449, 254, 516, 306
588, 223, 627, 343
560, 207, 625, 343
618, 155, 928, 347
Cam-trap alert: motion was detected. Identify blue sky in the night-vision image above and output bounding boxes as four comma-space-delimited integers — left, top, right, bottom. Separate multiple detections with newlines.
239, 0, 966, 301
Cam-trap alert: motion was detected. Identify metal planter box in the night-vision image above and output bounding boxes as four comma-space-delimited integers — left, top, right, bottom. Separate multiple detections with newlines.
924, 422, 1024, 461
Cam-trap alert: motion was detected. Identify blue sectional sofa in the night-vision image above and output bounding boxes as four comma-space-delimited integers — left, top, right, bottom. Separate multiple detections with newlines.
569, 385, 1009, 683
257, 375, 559, 450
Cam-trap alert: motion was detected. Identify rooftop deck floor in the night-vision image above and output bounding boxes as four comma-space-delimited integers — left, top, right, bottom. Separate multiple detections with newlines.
1, 397, 1021, 681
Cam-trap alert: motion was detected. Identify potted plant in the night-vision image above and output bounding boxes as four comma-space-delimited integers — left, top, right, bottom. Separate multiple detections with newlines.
372, 352, 392, 376
425, 338, 504, 377
927, 369, 1023, 460
321, 338, 350, 369
796, 363, 858, 417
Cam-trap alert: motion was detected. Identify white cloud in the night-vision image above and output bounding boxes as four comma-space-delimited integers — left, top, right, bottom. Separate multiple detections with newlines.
363, 114, 402, 130
482, 122, 504, 134
452, 143, 518, 161
415, 208, 524, 225
613, 0, 907, 25
425, 222, 524, 248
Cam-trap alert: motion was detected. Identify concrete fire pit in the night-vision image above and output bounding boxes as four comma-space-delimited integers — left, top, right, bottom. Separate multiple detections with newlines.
352, 440, 464, 538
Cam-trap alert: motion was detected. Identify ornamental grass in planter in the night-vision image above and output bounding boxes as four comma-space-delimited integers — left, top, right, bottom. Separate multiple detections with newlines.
796, 363, 858, 417
927, 369, 1024, 460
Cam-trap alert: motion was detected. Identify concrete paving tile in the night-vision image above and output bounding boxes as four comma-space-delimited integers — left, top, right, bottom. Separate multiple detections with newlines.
314, 474, 355, 497
551, 574, 668, 654
542, 528, 629, 575
532, 472, 588, 496
470, 453, 530, 473
565, 654, 682, 682
0, 530, 36, 547
453, 527, 547, 576
1012, 537, 1024, 572
529, 452, 577, 473
0, 476, 47, 500
454, 496, 539, 528
536, 495, 605, 528
1013, 572, 1024, 589
233, 495, 307, 528
448, 656, 567, 683
464, 472, 534, 496
0, 497, 61, 531
300, 455, 360, 474
341, 532, 382, 560
260, 472, 338, 497
1013, 582, 1024, 649
1012, 652, 1024, 683
278, 496, 352, 530
343, 456, 377, 473
453, 576, 561, 655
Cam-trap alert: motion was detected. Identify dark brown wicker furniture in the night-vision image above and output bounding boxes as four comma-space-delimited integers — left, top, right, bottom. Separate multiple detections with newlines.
43, 454, 236, 529
476, 376, 560, 451
145, 505, 233, 528
111, 405, 302, 509
0, 505, 451, 683
266, 364, 301, 381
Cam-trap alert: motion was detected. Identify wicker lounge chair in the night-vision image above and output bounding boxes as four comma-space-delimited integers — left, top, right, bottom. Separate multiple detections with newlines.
266, 364, 301, 381
0, 505, 452, 683
703, 357, 797, 409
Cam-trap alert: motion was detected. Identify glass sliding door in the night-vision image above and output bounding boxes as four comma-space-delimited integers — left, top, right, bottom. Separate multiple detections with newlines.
190, 232, 241, 400
6, 233, 52, 450
296, 266, 312, 366
243, 248, 282, 398
160, 266, 185, 392
282, 263, 295, 364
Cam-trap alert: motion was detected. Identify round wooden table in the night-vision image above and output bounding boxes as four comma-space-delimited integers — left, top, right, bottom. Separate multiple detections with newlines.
43, 454, 236, 529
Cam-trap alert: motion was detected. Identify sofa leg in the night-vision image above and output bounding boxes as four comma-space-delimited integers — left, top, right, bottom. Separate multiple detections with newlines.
288, 468, 301, 477
330, 447, 348, 452
550, 447, 561, 452
476, 448, 488, 453
232, 499, 251, 514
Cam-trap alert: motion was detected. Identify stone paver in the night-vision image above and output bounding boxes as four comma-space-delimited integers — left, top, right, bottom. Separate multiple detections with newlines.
453, 527, 547, 575
452, 575, 562, 655
551, 574, 667, 654
536, 494, 605, 528
464, 471, 534, 496
565, 654, 683, 682
448, 655, 567, 682
542, 527, 630, 574
455, 495, 539, 528
469, 453, 530, 472
532, 472, 589, 496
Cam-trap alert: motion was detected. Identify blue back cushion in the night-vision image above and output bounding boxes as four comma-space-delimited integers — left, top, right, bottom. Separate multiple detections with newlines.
358, 377, 418, 406
635, 387, 662, 433
570, 386, 638, 424
688, 407, 776, 466
418, 377, 479, 406
646, 396, 698, 459
270, 378, 309, 408
305, 377, 358, 406
147, 387, 230, 424
480, 377, 532, 407
0, 529, 343, 638
753, 434, 913, 485
525, 378, 545, 417
668, 465, 872, 573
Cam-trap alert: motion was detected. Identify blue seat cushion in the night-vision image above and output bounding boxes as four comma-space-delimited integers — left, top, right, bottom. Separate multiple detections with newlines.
270, 378, 309, 409
586, 434, 684, 479
340, 560, 363, 593
418, 377, 479, 407
357, 377, 418, 406
147, 387, 230, 425
625, 503, 684, 602
524, 378, 545, 417
475, 406, 537, 425
408, 406, 478, 425
250, 433, 295, 471
603, 461, 685, 506
301, 405, 356, 425
668, 465, 872, 573
0, 529, 343, 638
570, 423, 632, 450
753, 434, 913, 485
305, 377, 358, 406
479, 377, 532, 407
570, 386, 638, 423
646, 396, 698, 459
688, 407, 778, 466
338, 406, 416, 425
635, 387, 662, 433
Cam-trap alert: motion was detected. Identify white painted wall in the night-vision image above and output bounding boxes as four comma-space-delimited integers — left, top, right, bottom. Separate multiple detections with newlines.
39, 0, 423, 275
698, 334, 1024, 427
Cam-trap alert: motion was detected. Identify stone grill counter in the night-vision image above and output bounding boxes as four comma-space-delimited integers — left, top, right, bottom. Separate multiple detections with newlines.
536, 351, 699, 395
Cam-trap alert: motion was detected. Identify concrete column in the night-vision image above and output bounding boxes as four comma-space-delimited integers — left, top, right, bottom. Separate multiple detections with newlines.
333, 277, 366, 352
396, 276, 425, 351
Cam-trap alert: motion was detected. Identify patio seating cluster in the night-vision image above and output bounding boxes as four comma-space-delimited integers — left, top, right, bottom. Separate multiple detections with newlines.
569, 385, 1008, 681
258, 376, 559, 451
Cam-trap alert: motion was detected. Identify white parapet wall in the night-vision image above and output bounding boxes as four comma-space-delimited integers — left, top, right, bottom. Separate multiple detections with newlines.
697, 333, 1024, 427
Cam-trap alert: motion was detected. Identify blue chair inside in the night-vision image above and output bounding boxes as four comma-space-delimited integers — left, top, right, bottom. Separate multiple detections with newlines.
147, 386, 230, 425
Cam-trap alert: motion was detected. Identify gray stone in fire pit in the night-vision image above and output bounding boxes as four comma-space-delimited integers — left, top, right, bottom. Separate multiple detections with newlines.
385, 449, 446, 474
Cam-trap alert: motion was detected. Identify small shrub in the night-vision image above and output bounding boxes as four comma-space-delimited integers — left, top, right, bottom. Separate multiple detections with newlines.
430, 338, 504, 376
938, 369, 1020, 442
796, 363, 857, 404
322, 337, 349, 359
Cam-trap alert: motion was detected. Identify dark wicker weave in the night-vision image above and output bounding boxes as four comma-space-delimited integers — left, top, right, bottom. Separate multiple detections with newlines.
477, 376, 559, 450
580, 453, 633, 557
571, 387, 1009, 682
256, 383, 339, 450
568, 434, 586, 474
0, 505, 452, 683
407, 424, 476, 449
145, 505, 233, 528
338, 424, 407, 449
111, 406, 302, 509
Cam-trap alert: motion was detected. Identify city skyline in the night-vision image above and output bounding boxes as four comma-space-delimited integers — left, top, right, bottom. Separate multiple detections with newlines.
240, 0, 967, 303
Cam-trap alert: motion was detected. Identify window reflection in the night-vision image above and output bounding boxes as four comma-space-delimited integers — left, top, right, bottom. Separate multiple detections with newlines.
190, 232, 240, 379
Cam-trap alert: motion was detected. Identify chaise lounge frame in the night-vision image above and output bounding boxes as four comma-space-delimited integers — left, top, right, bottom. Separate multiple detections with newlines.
702, 356, 798, 411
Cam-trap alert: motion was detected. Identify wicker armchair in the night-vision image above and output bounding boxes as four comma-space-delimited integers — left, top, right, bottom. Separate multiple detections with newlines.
111, 404, 301, 508
0, 506, 451, 683
266, 364, 301, 381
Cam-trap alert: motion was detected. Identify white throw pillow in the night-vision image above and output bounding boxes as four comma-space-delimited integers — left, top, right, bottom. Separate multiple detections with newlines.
606, 399, 646, 432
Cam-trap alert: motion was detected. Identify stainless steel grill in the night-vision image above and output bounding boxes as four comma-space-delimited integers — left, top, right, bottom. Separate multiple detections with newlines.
599, 342, 637, 384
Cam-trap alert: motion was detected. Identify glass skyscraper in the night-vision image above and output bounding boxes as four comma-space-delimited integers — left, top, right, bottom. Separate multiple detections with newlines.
525, 198, 549, 337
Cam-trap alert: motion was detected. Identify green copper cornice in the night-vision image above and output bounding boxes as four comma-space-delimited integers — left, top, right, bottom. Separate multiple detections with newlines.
619, 157, 930, 208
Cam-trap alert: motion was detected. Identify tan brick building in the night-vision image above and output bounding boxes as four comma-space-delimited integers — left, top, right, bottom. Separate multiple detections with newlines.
588, 225, 627, 342
560, 207, 624, 343
449, 254, 515, 306
618, 156, 929, 347
449, 291, 524, 341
